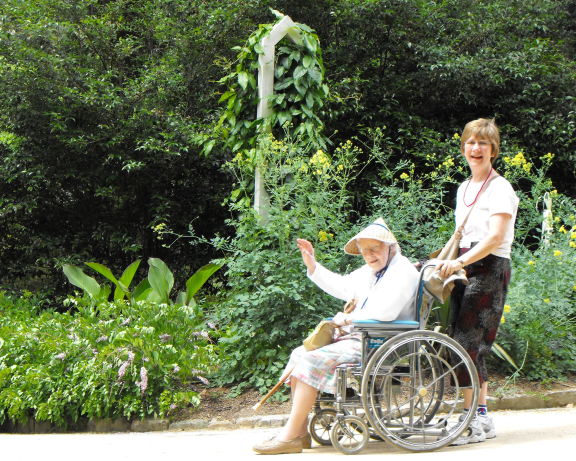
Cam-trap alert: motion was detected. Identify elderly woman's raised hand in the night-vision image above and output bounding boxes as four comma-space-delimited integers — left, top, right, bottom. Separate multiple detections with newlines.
296, 238, 316, 274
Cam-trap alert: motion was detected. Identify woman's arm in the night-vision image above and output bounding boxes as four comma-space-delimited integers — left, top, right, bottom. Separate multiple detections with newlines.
296, 238, 317, 274
436, 213, 511, 278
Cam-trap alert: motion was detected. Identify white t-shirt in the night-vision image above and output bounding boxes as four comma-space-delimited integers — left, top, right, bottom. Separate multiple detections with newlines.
307, 252, 419, 321
455, 175, 519, 259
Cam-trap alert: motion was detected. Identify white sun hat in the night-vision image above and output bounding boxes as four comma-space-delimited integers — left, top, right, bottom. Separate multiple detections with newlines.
344, 218, 397, 255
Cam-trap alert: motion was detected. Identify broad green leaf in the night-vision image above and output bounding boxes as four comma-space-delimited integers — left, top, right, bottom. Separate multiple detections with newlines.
86, 262, 119, 285
237, 71, 249, 90
118, 260, 141, 289
132, 279, 151, 302
148, 258, 174, 303
218, 90, 234, 103
175, 291, 187, 306
306, 92, 314, 108
277, 111, 292, 127
186, 263, 222, 301
308, 68, 322, 84
274, 78, 293, 91
114, 260, 141, 300
302, 55, 313, 68
63, 265, 101, 299
293, 65, 307, 80
97, 285, 112, 303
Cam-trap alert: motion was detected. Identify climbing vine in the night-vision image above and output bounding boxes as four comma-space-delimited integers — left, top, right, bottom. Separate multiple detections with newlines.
217, 10, 329, 155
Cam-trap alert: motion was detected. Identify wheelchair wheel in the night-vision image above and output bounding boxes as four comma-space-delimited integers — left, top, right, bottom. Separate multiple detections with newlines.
361, 330, 479, 452
309, 409, 337, 446
330, 415, 369, 455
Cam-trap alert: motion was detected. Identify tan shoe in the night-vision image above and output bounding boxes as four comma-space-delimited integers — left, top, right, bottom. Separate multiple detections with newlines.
252, 436, 303, 455
296, 433, 312, 449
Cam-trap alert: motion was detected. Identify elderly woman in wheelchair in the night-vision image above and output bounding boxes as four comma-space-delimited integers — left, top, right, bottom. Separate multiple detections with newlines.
253, 218, 482, 455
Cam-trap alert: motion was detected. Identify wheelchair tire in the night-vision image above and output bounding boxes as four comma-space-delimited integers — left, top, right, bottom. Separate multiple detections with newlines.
360, 330, 479, 452
309, 409, 337, 446
330, 415, 369, 455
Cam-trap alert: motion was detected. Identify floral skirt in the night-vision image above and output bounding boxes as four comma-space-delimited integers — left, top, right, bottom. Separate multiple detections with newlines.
284, 338, 362, 395
450, 253, 511, 386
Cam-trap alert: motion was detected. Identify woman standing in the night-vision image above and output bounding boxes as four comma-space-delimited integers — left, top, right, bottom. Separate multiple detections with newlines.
436, 118, 519, 445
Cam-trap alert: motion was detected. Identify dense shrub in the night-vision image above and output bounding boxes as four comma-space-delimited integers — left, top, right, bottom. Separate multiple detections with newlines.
210, 135, 369, 393
2, 1, 576, 293
0, 290, 219, 428
212, 126, 576, 390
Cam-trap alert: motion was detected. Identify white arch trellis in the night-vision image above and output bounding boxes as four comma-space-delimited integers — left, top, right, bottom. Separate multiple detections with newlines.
254, 15, 302, 219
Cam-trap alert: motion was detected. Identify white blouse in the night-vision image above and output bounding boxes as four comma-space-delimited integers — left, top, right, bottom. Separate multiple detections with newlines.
455, 175, 519, 259
307, 252, 420, 322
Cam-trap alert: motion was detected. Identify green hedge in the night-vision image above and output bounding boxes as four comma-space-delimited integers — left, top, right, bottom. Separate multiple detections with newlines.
0, 292, 219, 428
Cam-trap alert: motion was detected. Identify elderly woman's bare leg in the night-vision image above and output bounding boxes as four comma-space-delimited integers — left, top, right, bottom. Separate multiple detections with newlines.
278, 377, 318, 441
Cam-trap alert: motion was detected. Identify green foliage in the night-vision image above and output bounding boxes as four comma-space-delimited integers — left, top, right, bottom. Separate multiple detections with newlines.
214, 124, 576, 389
496, 211, 576, 380
0, 0, 235, 293
212, 134, 369, 393
216, 9, 329, 154
1, 0, 576, 296
0, 290, 219, 427
63, 258, 221, 307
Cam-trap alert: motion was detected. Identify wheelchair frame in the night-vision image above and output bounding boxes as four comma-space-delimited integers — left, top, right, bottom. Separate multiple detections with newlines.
309, 263, 480, 454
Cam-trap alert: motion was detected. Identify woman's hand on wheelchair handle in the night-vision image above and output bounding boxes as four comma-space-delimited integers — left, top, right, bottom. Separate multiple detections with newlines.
435, 259, 463, 279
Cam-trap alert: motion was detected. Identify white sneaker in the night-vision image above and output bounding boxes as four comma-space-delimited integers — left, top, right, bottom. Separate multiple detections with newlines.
478, 413, 496, 439
451, 414, 487, 446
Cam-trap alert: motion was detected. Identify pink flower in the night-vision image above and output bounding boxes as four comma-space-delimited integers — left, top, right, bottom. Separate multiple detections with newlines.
117, 362, 129, 380
136, 366, 148, 395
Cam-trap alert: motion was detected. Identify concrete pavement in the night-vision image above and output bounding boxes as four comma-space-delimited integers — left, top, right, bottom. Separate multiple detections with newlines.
1, 407, 575, 460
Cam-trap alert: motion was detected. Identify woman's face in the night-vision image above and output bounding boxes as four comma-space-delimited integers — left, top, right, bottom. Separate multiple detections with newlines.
463, 134, 494, 171
356, 238, 390, 272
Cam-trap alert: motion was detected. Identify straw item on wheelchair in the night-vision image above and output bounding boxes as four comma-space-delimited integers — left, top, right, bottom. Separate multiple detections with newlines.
252, 299, 356, 411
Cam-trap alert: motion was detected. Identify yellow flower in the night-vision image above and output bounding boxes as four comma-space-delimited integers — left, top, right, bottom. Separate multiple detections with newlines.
318, 230, 334, 242
551, 189, 558, 197
337, 164, 344, 171
570, 241, 576, 248
573, 285, 576, 291
553, 250, 563, 257
528, 260, 535, 265
400, 172, 409, 180
504, 304, 511, 313
442, 157, 455, 169
570, 233, 576, 239
452, 133, 460, 140
543, 298, 551, 304
559, 225, 567, 233
310, 149, 331, 173
500, 316, 506, 324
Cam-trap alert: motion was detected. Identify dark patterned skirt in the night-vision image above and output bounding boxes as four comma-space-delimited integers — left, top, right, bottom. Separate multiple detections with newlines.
449, 251, 512, 386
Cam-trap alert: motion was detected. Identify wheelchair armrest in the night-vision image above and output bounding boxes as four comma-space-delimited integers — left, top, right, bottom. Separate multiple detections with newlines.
351, 319, 420, 334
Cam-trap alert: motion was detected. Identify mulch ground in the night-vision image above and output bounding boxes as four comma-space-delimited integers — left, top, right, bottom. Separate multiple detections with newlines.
172, 373, 576, 423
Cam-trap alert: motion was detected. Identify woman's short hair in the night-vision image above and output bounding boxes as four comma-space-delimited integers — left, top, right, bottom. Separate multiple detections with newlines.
460, 118, 500, 163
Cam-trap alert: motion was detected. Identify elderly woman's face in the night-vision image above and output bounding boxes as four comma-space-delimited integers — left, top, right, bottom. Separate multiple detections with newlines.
356, 238, 390, 272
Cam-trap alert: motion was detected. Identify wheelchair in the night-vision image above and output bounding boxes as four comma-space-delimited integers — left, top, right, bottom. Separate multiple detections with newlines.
308, 263, 480, 454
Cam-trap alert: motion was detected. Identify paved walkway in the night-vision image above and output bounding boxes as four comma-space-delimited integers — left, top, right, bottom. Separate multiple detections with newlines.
1, 407, 575, 460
